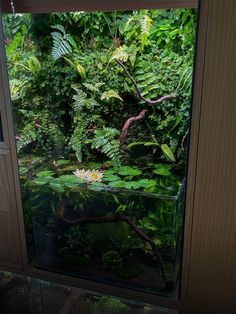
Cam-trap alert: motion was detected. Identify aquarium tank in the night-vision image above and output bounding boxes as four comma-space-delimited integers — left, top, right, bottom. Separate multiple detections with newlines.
4, 8, 197, 296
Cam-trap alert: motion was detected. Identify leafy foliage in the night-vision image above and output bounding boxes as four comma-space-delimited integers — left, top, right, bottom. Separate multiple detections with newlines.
91, 127, 121, 167
51, 24, 77, 60
4, 9, 196, 166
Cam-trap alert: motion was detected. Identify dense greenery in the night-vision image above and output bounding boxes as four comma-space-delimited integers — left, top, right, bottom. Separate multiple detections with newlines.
4, 9, 196, 168
8, 10, 196, 294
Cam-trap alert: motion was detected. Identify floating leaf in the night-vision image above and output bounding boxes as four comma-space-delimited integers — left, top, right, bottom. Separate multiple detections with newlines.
116, 166, 141, 176
124, 181, 141, 189
109, 181, 125, 189
36, 171, 54, 178
33, 178, 49, 185
57, 175, 86, 185
138, 179, 156, 188
49, 182, 65, 193
89, 181, 106, 191
103, 174, 120, 182
54, 159, 71, 166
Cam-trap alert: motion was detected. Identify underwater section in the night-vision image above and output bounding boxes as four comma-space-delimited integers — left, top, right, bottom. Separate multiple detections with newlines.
23, 157, 185, 295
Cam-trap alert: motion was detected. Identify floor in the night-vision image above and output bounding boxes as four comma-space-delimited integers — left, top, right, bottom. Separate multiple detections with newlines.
0, 271, 170, 314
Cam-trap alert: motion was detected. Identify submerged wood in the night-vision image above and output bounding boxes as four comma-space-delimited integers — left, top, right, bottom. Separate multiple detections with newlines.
57, 202, 168, 285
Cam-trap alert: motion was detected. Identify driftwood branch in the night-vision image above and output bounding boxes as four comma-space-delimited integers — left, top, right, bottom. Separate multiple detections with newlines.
116, 59, 176, 105
57, 203, 168, 285
119, 109, 147, 145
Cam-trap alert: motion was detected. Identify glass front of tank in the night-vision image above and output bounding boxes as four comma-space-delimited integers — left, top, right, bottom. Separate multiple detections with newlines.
4, 7, 197, 296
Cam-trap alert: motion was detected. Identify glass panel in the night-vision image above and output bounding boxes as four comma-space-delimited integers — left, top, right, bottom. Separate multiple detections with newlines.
40, 280, 169, 314
0, 270, 171, 313
4, 8, 198, 297
0, 271, 43, 314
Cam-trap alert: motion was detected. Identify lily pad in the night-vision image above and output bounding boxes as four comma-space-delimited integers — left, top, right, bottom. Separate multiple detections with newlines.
54, 159, 71, 166
116, 166, 141, 176
108, 181, 126, 189
103, 174, 120, 182
89, 181, 106, 191
36, 170, 54, 178
123, 181, 141, 189
138, 179, 156, 188
33, 178, 49, 185
57, 175, 86, 186
49, 182, 65, 193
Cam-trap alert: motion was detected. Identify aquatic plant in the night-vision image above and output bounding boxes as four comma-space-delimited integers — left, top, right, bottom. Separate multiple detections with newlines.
73, 169, 104, 182
101, 250, 123, 271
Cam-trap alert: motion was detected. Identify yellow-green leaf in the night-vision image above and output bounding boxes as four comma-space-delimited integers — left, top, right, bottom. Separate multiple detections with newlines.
101, 90, 123, 102
161, 144, 176, 162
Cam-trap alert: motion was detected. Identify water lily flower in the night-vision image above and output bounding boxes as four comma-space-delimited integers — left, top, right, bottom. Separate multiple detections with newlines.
73, 169, 104, 182
73, 169, 88, 179
86, 169, 104, 182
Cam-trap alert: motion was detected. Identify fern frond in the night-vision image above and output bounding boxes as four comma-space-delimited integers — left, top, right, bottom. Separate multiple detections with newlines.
140, 15, 152, 49
69, 126, 86, 162
82, 82, 104, 93
51, 25, 76, 60
17, 124, 37, 153
91, 127, 121, 167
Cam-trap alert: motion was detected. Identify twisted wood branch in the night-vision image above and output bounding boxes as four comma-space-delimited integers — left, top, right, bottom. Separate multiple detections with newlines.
116, 59, 176, 105
57, 203, 168, 285
119, 109, 147, 145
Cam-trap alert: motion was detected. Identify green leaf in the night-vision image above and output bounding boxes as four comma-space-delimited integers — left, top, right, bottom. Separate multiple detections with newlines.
144, 142, 159, 147
161, 144, 176, 162
36, 171, 54, 178
153, 164, 171, 176
101, 90, 123, 102
116, 166, 142, 176
27, 56, 41, 75
126, 141, 146, 149
124, 181, 141, 189
108, 181, 125, 189
103, 174, 120, 182
89, 182, 106, 191
138, 179, 156, 188
49, 182, 65, 193
110, 46, 129, 63
54, 159, 71, 166
57, 175, 86, 185
76, 63, 86, 79
33, 178, 49, 185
